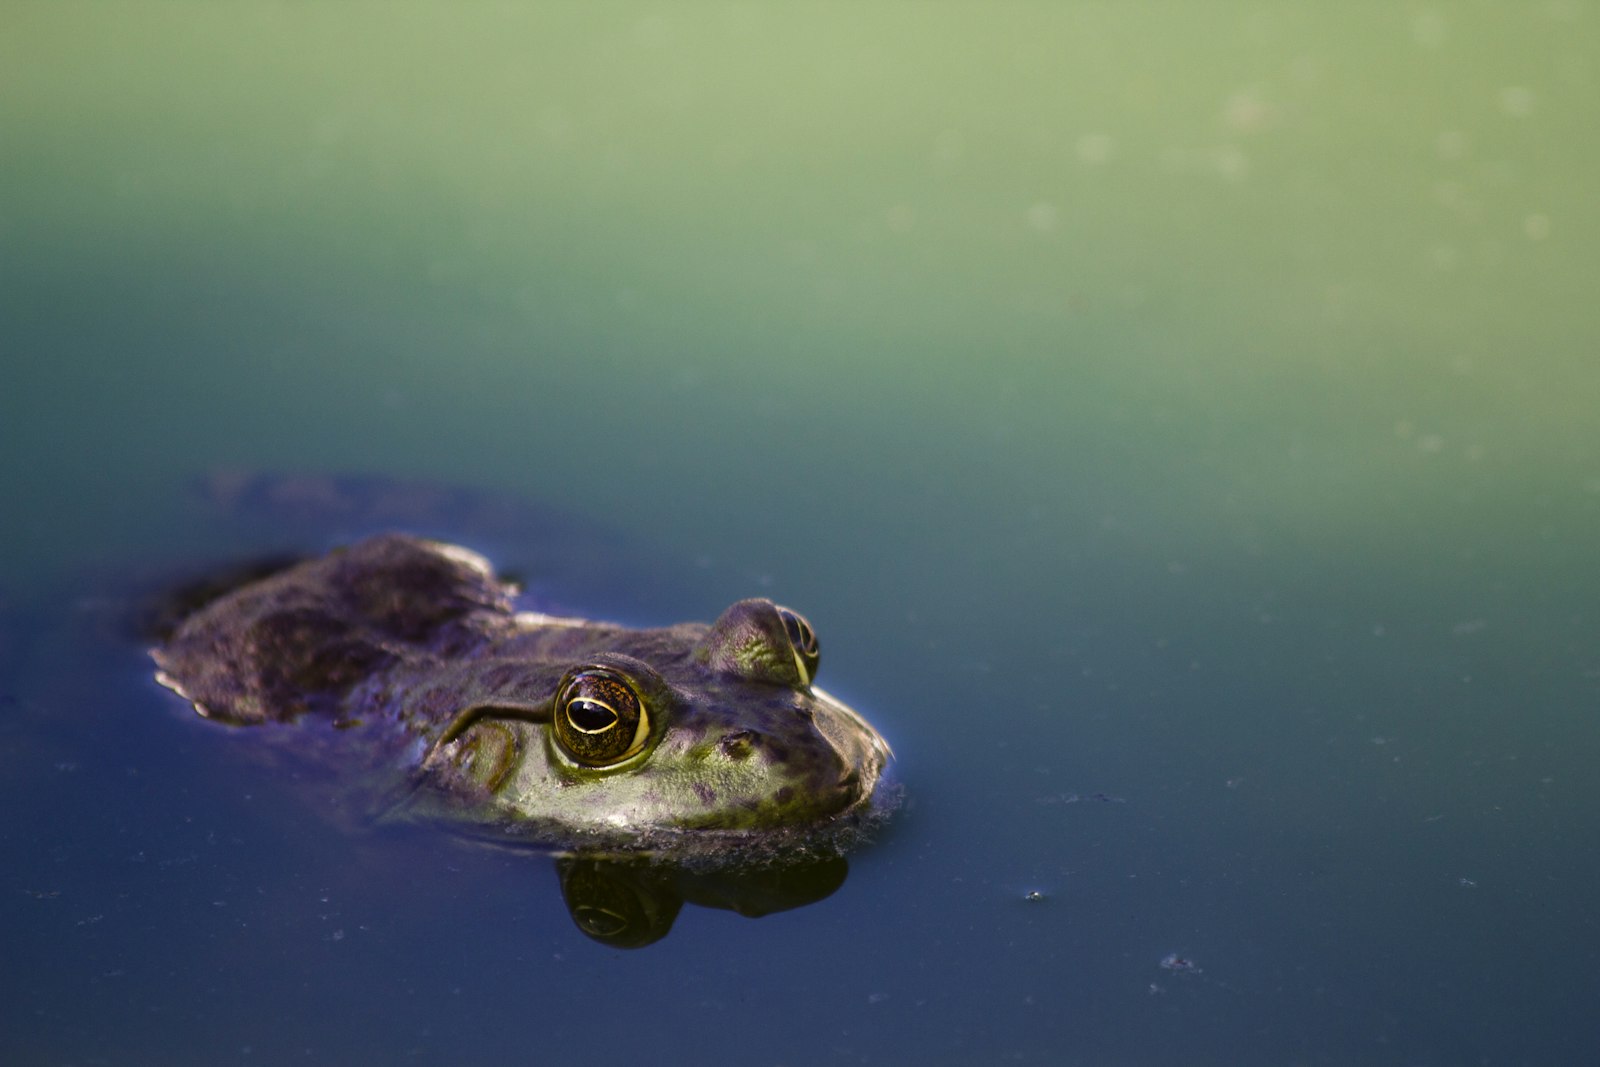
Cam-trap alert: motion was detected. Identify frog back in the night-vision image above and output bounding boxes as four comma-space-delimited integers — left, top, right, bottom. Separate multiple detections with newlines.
152, 535, 514, 725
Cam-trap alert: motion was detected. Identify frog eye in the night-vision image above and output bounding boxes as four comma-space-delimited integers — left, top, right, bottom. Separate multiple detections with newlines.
697, 599, 822, 688
552, 668, 651, 767
776, 605, 820, 686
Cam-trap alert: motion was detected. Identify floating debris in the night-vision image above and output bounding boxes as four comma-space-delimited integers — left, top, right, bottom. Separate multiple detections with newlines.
1035, 792, 1126, 805
1160, 953, 1200, 974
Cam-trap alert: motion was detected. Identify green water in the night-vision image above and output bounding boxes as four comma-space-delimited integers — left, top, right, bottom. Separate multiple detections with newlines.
4, 4, 1598, 1064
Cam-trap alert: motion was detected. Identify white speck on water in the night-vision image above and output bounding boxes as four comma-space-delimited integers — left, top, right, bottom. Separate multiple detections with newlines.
1223, 89, 1272, 132
1412, 10, 1447, 49
1026, 201, 1058, 233
1075, 133, 1113, 165
1499, 86, 1536, 118
1212, 145, 1249, 181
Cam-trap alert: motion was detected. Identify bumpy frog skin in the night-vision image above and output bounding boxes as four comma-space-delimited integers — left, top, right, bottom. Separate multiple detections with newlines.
152, 534, 892, 855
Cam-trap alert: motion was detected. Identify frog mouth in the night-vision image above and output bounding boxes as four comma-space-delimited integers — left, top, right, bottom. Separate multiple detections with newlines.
809, 685, 892, 797
810, 686, 892, 759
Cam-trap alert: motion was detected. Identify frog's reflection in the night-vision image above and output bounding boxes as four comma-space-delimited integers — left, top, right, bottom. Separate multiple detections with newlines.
555, 851, 850, 948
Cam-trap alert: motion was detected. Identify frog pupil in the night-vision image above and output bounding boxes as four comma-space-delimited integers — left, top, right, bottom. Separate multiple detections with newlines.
567, 698, 617, 733
779, 608, 817, 656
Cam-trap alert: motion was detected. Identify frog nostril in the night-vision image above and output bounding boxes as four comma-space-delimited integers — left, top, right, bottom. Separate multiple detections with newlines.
719, 730, 757, 760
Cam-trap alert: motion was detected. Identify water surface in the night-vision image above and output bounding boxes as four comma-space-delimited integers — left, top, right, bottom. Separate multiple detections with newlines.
3, 4, 1597, 1064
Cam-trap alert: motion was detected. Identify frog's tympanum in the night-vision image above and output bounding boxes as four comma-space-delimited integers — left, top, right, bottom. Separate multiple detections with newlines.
151, 533, 894, 921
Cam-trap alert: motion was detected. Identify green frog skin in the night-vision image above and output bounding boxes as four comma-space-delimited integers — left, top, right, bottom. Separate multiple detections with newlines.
152, 534, 892, 854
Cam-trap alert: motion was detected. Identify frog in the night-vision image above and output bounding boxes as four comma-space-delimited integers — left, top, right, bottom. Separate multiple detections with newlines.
150, 530, 894, 862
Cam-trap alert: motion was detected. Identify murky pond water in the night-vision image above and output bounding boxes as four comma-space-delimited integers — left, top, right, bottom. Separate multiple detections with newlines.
4, 5, 1597, 1064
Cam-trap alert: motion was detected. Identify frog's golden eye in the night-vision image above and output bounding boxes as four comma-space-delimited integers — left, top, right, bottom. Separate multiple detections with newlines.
552, 668, 650, 767
776, 606, 820, 686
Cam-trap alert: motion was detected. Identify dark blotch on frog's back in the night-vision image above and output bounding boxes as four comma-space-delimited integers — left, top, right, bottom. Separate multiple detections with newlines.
153, 535, 513, 725
139, 553, 309, 642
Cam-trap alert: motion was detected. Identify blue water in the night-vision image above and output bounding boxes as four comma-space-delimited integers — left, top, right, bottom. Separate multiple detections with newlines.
5, 5, 1599, 1064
